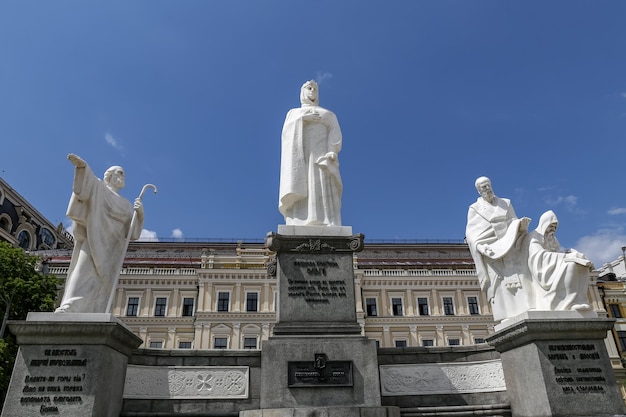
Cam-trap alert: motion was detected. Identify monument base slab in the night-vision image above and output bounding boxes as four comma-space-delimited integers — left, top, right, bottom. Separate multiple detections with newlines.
259, 336, 384, 410
240, 406, 400, 417
1, 313, 142, 417
487, 315, 626, 417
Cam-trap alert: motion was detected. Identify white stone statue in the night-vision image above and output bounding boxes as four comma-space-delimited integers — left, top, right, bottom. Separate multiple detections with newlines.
526, 210, 592, 311
55, 154, 144, 313
279, 80, 343, 226
465, 176, 533, 322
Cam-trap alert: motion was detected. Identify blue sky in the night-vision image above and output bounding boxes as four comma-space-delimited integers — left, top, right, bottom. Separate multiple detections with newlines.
2, 1, 626, 267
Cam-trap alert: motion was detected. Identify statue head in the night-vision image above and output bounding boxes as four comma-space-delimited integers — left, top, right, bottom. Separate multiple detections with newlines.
104, 166, 125, 192
537, 210, 559, 251
475, 176, 495, 204
300, 80, 319, 106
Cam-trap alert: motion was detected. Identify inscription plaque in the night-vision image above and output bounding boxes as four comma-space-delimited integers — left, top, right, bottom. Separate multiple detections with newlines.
288, 354, 353, 387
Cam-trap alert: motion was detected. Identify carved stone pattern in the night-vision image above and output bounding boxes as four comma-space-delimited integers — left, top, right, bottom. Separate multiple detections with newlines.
380, 360, 506, 396
266, 260, 277, 277
124, 365, 249, 399
293, 239, 336, 252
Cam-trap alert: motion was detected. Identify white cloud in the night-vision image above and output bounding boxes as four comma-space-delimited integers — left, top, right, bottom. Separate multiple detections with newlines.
315, 71, 333, 85
104, 133, 124, 151
138, 229, 159, 242
608, 208, 626, 215
575, 228, 626, 267
171, 228, 184, 239
545, 195, 580, 212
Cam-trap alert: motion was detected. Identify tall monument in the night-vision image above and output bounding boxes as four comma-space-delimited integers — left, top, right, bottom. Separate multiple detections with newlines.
240, 82, 399, 417
0, 155, 150, 417
466, 176, 626, 417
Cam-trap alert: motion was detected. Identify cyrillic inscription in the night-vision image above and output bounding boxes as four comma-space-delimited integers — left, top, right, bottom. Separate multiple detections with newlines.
17, 348, 87, 414
288, 258, 346, 303
547, 344, 607, 395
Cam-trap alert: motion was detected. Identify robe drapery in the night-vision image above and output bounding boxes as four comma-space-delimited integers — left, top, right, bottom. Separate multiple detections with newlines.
58, 164, 143, 313
527, 210, 591, 310
279, 104, 343, 226
466, 196, 532, 322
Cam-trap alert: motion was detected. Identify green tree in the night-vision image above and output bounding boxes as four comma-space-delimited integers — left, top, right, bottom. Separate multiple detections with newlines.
0, 241, 59, 406
0, 242, 59, 337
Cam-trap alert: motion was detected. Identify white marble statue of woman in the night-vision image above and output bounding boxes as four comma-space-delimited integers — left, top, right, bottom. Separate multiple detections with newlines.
279, 80, 343, 226
55, 154, 144, 313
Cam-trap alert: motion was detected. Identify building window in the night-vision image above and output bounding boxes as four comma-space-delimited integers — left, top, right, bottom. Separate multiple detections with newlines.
243, 337, 257, 349
417, 298, 429, 315
149, 341, 163, 349
126, 297, 139, 316
448, 338, 460, 346
366, 298, 377, 316
39, 228, 56, 247
154, 297, 167, 316
422, 339, 434, 347
610, 304, 622, 318
179, 341, 192, 349
443, 297, 455, 315
246, 293, 259, 312
375, 340, 380, 348
618, 331, 626, 351
17, 230, 30, 250
214, 337, 228, 349
395, 340, 407, 348
392, 298, 403, 316
468, 296, 480, 315
217, 292, 230, 312
182, 298, 195, 316
474, 338, 486, 344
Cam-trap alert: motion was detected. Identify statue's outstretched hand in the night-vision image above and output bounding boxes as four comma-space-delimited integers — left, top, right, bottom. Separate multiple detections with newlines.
67, 153, 87, 168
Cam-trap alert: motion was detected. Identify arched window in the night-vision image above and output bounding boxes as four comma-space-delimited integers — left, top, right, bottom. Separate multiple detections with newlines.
0, 214, 11, 232
17, 230, 31, 250
39, 227, 56, 247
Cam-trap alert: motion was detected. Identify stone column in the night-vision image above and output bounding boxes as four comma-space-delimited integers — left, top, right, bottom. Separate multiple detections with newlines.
1, 313, 142, 417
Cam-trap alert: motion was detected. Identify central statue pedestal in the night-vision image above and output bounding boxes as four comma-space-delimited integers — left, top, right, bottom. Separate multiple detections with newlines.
244, 232, 399, 417
487, 311, 626, 417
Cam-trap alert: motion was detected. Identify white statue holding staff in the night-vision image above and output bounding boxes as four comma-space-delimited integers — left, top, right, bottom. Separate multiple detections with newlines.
56, 154, 156, 314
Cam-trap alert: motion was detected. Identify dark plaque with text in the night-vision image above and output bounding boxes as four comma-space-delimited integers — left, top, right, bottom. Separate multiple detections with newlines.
288, 359, 353, 387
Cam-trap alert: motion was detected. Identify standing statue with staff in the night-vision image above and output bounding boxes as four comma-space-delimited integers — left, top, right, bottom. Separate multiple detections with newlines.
56, 153, 156, 314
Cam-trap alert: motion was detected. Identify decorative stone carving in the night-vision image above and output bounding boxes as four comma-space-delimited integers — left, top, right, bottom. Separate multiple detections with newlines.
124, 365, 249, 399
380, 360, 506, 396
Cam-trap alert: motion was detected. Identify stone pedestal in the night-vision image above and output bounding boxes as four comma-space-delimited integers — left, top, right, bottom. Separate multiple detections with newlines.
265, 231, 363, 336
487, 311, 626, 417
1, 313, 142, 417
249, 231, 399, 417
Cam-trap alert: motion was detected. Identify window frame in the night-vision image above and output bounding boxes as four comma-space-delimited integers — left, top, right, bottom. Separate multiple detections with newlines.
154, 297, 168, 317
217, 292, 230, 312
417, 297, 429, 316
243, 337, 258, 349
182, 297, 195, 317
365, 297, 378, 317
126, 297, 140, 317
467, 296, 480, 315
442, 296, 455, 315
213, 337, 228, 349
245, 292, 259, 312
391, 297, 404, 316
